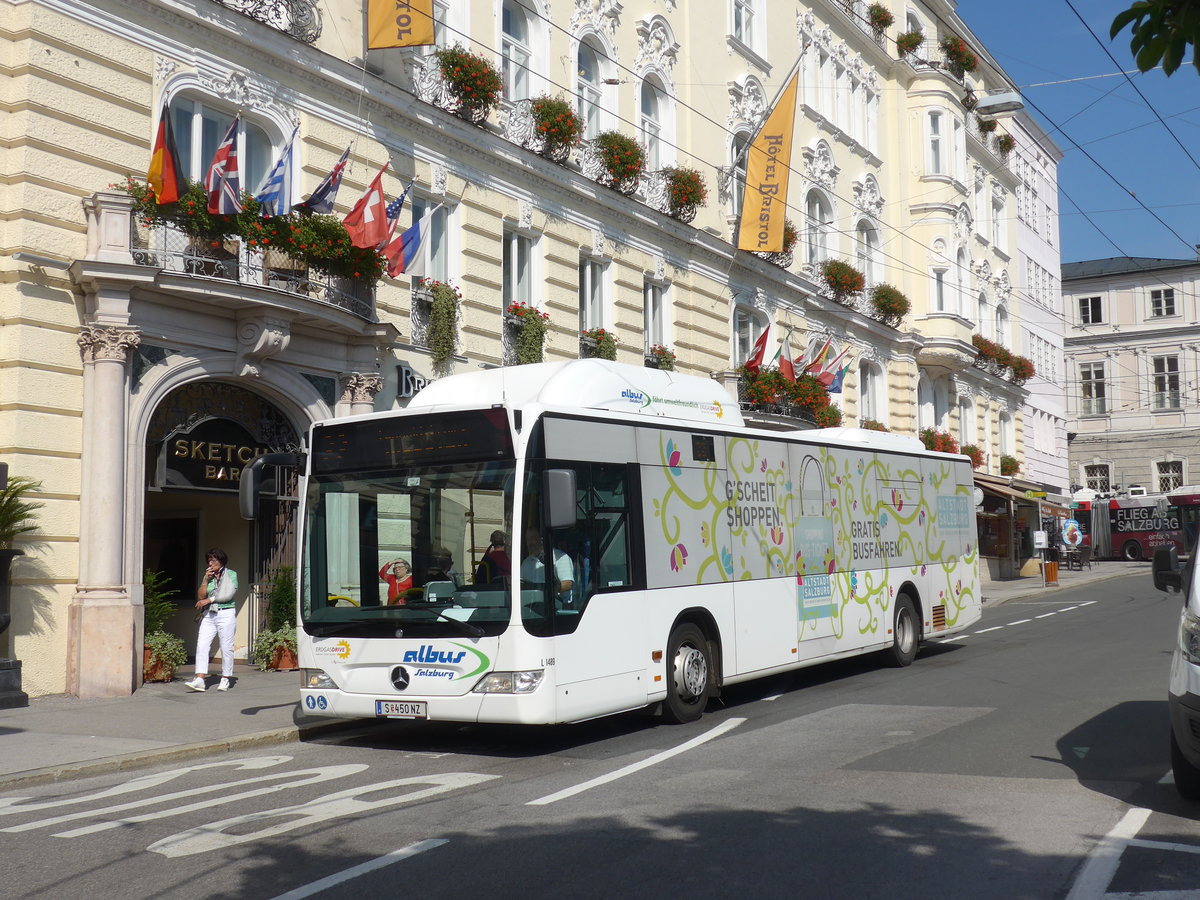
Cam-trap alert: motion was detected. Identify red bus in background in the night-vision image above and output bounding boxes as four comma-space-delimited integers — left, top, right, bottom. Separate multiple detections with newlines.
1166, 485, 1200, 552
1073, 494, 1186, 561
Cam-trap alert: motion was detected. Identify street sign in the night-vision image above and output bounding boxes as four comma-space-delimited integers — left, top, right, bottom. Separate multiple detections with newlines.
1069, 502, 1080, 509
1026, 490, 1047, 499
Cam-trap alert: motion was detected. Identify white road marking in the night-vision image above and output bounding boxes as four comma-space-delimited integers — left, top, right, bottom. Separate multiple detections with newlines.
1128, 837, 1200, 856
148, 773, 497, 858
268, 839, 448, 900
1078, 601, 1097, 607
974, 626, 1005, 634
934, 635, 967, 643
1106, 893, 1200, 899
1036, 613, 1057, 619
762, 694, 783, 702
1064, 806, 1152, 900
1060, 606, 1079, 612
1007, 619, 1032, 625
527, 717, 746, 806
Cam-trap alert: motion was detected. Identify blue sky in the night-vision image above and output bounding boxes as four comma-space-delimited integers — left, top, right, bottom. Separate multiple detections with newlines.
959, 0, 1200, 264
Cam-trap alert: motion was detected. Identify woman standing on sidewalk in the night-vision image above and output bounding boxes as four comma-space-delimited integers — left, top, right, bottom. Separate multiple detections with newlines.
185, 548, 239, 693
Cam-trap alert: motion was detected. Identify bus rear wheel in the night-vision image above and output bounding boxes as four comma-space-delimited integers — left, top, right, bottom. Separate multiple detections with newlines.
1123, 541, 1142, 561
882, 595, 920, 667
662, 622, 712, 724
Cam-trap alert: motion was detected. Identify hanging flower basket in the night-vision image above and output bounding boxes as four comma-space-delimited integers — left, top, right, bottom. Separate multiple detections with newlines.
581, 327, 618, 360
1009, 355, 1035, 385
861, 419, 890, 432
868, 3, 895, 31
506, 302, 550, 365
1000, 454, 1021, 476
997, 133, 1016, 156
420, 278, 461, 369
820, 258, 866, 305
869, 283, 911, 327
896, 30, 923, 58
434, 47, 503, 125
978, 117, 998, 137
920, 428, 959, 455
660, 166, 707, 223
938, 35, 978, 78
593, 130, 645, 195
738, 365, 836, 425
529, 95, 583, 163
645, 343, 676, 371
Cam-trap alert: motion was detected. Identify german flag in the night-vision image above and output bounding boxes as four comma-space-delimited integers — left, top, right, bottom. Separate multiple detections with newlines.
147, 103, 185, 204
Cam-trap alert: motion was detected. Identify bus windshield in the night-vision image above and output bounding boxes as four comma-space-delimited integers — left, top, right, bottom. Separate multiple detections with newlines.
301, 458, 516, 640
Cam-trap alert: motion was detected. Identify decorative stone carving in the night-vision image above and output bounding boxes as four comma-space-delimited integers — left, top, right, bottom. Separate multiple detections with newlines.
519, 199, 534, 231
570, 0, 623, 42
852, 174, 884, 218
155, 56, 177, 85
340, 372, 384, 404
973, 259, 992, 283
235, 314, 291, 377
954, 204, 972, 243
432, 164, 448, 196
995, 269, 1011, 300
634, 16, 679, 91
590, 229, 607, 258
200, 69, 275, 112
802, 141, 839, 190
653, 255, 667, 281
728, 76, 768, 131
78, 326, 140, 364
991, 181, 1008, 205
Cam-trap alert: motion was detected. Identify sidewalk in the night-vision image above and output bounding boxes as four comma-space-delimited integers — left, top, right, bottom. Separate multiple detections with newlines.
0, 664, 361, 791
0, 559, 1158, 791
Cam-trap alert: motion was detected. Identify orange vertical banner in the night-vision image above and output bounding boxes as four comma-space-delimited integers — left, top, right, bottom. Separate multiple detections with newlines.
368, 0, 435, 50
736, 71, 799, 253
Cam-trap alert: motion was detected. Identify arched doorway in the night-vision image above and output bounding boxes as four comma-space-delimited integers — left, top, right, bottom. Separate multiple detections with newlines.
142, 381, 301, 663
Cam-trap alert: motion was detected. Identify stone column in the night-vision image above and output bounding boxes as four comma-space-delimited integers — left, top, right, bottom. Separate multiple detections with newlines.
339, 373, 384, 417
67, 325, 141, 698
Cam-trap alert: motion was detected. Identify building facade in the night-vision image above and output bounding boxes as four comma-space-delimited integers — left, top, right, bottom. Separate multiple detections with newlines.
3, 0, 1045, 698
1063, 255, 1200, 498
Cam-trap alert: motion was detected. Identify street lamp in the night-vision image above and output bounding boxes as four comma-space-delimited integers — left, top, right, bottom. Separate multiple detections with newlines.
975, 90, 1024, 118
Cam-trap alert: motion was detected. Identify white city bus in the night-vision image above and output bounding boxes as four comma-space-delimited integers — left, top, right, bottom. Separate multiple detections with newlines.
244, 359, 981, 725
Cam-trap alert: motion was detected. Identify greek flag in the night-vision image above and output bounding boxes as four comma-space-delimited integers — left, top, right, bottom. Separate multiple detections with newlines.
254, 126, 298, 217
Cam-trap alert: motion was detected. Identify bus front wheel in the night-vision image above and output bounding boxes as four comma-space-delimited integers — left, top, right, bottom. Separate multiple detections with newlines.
882, 595, 920, 668
1123, 541, 1142, 561
662, 622, 712, 724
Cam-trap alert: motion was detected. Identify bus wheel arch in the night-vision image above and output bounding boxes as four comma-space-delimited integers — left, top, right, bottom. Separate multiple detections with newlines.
1122, 540, 1142, 561
661, 611, 721, 724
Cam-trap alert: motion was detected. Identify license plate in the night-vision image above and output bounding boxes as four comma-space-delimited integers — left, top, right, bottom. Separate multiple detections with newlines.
375, 699, 427, 719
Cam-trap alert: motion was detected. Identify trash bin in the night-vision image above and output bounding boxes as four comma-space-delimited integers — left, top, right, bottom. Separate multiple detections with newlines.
1044, 560, 1059, 586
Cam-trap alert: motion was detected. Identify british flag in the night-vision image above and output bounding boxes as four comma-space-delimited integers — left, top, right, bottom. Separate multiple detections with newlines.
205, 117, 242, 215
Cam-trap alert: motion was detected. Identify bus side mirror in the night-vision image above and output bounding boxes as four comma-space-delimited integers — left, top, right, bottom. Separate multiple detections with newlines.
543, 469, 576, 529
239, 452, 303, 521
1153, 546, 1183, 594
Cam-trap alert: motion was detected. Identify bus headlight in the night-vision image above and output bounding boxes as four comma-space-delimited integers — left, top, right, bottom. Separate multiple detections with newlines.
1181, 611, 1200, 665
302, 669, 339, 690
472, 670, 544, 694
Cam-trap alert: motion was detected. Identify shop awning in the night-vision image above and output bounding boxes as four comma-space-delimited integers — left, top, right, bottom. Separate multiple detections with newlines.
977, 481, 1030, 503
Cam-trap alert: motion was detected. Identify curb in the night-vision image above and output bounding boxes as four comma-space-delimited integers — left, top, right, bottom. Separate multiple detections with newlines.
0, 718, 372, 791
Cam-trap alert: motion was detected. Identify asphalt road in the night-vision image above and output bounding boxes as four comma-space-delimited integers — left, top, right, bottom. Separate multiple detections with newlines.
2, 572, 1197, 900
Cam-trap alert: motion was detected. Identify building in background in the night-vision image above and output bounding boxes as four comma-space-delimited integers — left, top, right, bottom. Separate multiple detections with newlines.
1063, 254, 1200, 502
1, 0, 1051, 697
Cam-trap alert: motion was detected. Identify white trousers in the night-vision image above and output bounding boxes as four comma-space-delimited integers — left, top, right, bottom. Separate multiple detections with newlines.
195, 607, 236, 677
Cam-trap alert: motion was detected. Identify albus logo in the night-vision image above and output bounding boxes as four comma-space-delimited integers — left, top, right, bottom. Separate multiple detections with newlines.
620, 388, 651, 409
399, 642, 492, 681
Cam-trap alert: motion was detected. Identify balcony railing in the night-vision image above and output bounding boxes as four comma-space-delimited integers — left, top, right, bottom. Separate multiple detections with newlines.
130, 221, 374, 319
211, 0, 322, 43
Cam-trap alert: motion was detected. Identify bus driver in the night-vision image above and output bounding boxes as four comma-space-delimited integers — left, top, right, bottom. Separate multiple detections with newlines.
521, 527, 574, 603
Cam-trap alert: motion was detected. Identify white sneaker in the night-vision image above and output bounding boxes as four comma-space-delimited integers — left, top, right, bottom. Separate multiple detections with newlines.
185, 676, 206, 692
217, 677, 231, 692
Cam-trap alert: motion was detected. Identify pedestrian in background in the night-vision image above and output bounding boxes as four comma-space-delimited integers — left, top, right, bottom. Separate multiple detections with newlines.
185, 548, 239, 692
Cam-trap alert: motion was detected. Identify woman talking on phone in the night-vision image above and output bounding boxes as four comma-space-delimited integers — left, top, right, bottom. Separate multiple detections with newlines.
185, 548, 239, 693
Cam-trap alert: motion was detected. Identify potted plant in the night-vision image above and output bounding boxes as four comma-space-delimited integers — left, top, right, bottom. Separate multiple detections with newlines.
506, 302, 550, 365
0, 474, 41, 641
646, 343, 676, 371
896, 30, 923, 58
978, 118, 998, 137
861, 419, 890, 432
1000, 454, 1021, 476
421, 278, 461, 369
919, 428, 960, 454
938, 35, 978, 78
433, 46, 503, 124
593, 130, 645, 195
819, 258, 866, 305
1009, 355, 1035, 385
868, 3, 895, 31
960, 444, 985, 470
814, 405, 843, 427
997, 133, 1016, 156
142, 568, 186, 683
869, 283, 911, 327
581, 326, 618, 360
528, 95, 583, 162
962, 92, 978, 112
661, 166, 707, 222
254, 566, 298, 671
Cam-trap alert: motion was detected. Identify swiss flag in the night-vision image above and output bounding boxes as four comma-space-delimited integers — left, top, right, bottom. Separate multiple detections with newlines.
779, 338, 796, 382
743, 328, 770, 373
343, 163, 391, 249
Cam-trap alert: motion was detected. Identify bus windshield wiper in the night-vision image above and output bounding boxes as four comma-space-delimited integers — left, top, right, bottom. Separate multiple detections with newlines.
436, 610, 484, 638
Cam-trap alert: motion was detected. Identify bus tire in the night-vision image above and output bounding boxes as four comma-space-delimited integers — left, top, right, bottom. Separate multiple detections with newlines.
1123, 541, 1142, 561
1171, 727, 1200, 801
662, 622, 712, 724
882, 595, 920, 668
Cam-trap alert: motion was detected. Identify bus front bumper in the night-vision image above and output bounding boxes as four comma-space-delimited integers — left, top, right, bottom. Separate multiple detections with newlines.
299, 685, 558, 725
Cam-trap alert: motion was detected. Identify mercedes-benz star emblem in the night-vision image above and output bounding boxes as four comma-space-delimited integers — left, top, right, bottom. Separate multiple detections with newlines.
391, 666, 410, 691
